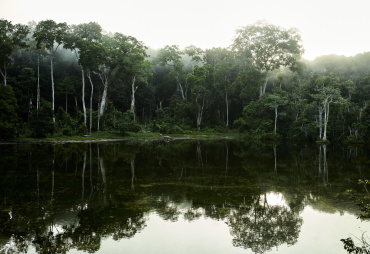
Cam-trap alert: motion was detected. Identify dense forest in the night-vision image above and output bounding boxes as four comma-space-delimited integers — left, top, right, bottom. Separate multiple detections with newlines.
1, 18, 369, 142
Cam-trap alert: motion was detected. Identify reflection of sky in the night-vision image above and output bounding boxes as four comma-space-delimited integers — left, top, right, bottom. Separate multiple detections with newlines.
20, 192, 370, 254
100, 208, 370, 254
263, 192, 287, 207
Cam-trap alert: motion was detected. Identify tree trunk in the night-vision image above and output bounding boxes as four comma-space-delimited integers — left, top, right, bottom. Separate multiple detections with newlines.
158, 98, 164, 110
81, 67, 86, 126
318, 106, 323, 140
274, 104, 278, 134
99, 75, 108, 118
225, 91, 229, 127
130, 76, 137, 120
37, 55, 40, 110
50, 49, 55, 123
196, 98, 205, 131
87, 70, 94, 135
259, 78, 268, 97
176, 71, 185, 100
323, 104, 329, 141
0, 63, 7, 86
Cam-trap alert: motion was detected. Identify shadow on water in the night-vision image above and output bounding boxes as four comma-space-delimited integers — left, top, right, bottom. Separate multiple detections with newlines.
0, 140, 369, 253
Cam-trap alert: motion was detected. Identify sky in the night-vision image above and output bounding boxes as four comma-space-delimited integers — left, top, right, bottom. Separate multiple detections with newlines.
1, 0, 369, 60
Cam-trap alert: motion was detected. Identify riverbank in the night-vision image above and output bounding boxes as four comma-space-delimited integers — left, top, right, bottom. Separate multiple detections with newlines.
0, 131, 239, 144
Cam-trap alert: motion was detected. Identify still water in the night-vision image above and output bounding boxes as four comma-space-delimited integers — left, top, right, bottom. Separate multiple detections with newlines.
0, 140, 369, 253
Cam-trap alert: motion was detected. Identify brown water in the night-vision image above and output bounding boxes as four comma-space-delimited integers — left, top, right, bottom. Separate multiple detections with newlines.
0, 140, 368, 253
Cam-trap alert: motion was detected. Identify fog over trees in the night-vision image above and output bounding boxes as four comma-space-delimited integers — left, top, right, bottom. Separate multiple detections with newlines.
0, 18, 369, 143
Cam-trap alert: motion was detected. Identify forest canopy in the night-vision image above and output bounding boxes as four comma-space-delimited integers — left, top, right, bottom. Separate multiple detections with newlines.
0, 18, 369, 143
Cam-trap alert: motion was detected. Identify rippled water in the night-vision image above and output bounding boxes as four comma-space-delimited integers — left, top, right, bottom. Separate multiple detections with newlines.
0, 140, 369, 253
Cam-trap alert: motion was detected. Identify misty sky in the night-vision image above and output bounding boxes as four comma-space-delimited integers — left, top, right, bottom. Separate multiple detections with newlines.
1, 0, 369, 60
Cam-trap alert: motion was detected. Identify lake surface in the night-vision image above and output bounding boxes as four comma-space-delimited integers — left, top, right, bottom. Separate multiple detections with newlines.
0, 139, 369, 253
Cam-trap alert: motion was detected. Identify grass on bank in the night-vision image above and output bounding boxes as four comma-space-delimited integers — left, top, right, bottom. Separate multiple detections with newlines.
11, 130, 239, 142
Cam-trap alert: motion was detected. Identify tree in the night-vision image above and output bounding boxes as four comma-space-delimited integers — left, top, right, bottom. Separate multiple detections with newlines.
156, 45, 186, 100
78, 40, 105, 134
232, 20, 303, 97
311, 76, 345, 141
184, 45, 203, 70
267, 89, 289, 135
94, 33, 146, 130
16, 67, 36, 122
187, 65, 212, 131
65, 22, 102, 128
0, 84, 19, 139
214, 60, 235, 127
0, 19, 29, 86
33, 20, 69, 122
57, 77, 75, 113
119, 36, 150, 120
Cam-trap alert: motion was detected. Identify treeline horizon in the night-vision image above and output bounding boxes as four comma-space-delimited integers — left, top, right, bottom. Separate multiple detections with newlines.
0, 18, 369, 143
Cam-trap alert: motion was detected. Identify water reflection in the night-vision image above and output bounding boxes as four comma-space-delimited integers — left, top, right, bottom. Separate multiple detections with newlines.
0, 141, 369, 253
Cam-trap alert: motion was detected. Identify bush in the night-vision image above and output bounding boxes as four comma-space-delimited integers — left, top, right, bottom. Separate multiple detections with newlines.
0, 84, 19, 140
29, 103, 54, 138
116, 111, 142, 135
55, 107, 83, 136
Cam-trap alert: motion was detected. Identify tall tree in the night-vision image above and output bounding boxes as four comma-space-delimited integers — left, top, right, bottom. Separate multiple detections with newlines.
0, 19, 29, 86
77, 40, 105, 134
118, 36, 150, 120
187, 65, 212, 131
232, 20, 303, 97
214, 60, 235, 127
267, 89, 289, 135
156, 45, 186, 100
312, 76, 345, 141
65, 22, 102, 127
33, 20, 69, 122
95, 33, 146, 129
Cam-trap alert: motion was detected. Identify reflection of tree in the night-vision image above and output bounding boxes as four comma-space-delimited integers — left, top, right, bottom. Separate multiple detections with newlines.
226, 194, 303, 253
0, 140, 368, 254
154, 196, 181, 222
318, 144, 329, 185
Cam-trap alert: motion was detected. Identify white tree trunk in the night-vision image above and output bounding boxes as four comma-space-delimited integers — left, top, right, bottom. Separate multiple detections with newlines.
99, 75, 109, 118
50, 50, 55, 122
130, 76, 138, 120
82, 67, 86, 126
274, 104, 278, 134
176, 71, 185, 100
323, 103, 329, 141
259, 78, 268, 97
87, 71, 94, 135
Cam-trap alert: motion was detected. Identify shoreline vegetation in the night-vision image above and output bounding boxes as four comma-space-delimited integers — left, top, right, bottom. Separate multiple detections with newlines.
0, 131, 238, 144
1, 19, 369, 145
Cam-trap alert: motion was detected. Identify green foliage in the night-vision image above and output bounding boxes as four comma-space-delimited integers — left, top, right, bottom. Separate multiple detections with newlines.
0, 84, 19, 139
2, 19, 370, 143
55, 107, 84, 136
341, 237, 368, 254
0, 19, 29, 85
232, 20, 303, 72
116, 111, 141, 135
29, 101, 54, 138
341, 180, 370, 253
